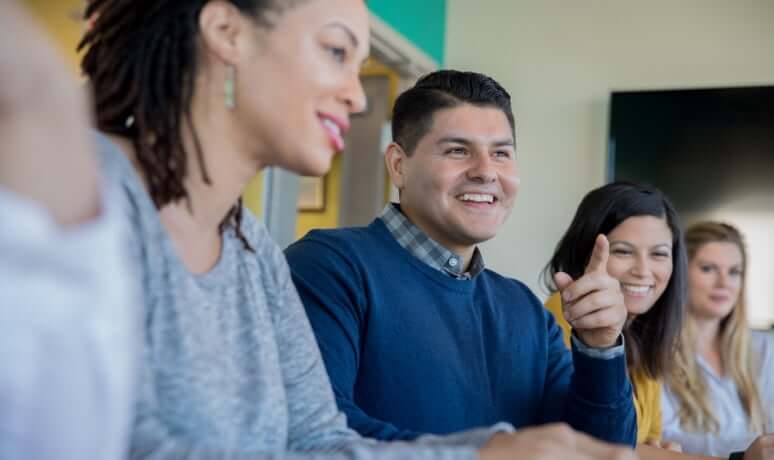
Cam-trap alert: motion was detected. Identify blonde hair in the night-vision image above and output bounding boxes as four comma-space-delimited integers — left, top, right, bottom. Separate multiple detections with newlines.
667, 222, 765, 433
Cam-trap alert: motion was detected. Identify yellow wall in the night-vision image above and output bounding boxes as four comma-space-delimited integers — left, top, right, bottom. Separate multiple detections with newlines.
295, 156, 342, 239
295, 58, 400, 239
360, 58, 401, 110
242, 173, 264, 218
23, 0, 84, 75
360, 59, 401, 205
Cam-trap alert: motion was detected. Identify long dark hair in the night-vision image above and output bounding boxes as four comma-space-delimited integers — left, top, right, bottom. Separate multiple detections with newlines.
79, 0, 289, 250
542, 181, 687, 379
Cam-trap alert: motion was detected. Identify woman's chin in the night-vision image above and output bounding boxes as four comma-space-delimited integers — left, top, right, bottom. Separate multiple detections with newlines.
302, 158, 333, 178
281, 149, 334, 177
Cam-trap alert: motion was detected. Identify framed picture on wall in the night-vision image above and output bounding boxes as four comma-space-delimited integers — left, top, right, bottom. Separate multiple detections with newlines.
297, 176, 326, 212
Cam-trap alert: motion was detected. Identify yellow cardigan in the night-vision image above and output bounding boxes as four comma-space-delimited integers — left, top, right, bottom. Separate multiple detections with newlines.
544, 293, 662, 443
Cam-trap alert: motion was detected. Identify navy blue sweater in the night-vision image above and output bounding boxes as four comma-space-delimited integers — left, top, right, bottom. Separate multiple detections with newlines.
285, 219, 636, 446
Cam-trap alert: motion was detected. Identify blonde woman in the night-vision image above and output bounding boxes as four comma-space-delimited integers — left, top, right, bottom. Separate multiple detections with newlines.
663, 222, 774, 459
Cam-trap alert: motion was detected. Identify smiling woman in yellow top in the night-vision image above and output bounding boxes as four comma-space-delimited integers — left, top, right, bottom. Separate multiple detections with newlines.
542, 182, 688, 457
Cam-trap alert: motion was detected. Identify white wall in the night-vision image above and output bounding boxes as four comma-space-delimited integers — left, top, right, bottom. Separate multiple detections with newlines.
445, 1, 774, 322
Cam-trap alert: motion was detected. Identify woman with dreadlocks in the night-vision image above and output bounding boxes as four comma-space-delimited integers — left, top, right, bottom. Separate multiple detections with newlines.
80, 1, 638, 459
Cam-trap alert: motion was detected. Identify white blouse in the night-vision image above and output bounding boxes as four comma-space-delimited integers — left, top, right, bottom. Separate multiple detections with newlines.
661, 330, 774, 457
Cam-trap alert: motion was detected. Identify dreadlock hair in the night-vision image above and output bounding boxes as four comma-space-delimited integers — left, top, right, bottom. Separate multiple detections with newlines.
79, 0, 299, 251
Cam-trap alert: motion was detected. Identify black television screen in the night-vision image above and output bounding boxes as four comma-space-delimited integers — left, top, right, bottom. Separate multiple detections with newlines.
608, 86, 774, 215
608, 85, 774, 329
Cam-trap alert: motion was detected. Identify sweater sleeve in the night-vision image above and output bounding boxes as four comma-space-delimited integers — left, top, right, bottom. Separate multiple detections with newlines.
538, 296, 637, 446
285, 237, 425, 441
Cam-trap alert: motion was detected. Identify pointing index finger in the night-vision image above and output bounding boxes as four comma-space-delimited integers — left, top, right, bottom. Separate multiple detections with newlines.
584, 234, 610, 275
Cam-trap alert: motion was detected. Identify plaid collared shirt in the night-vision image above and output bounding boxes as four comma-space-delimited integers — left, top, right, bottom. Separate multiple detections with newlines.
379, 203, 485, 280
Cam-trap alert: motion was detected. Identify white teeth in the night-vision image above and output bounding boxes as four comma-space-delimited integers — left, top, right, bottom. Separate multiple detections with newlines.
460, 193, 494, 203
622, 284, 651, 295
322, 118, 341, 136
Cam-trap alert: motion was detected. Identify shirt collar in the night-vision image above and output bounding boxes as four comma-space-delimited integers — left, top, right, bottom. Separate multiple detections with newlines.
379, 203, 485, 279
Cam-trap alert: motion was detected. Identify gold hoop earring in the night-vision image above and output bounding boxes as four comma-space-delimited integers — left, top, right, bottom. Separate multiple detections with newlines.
225, 65, 236, 110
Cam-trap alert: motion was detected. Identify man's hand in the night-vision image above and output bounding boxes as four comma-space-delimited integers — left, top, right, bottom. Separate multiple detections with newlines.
643, 439, 682, 452
479, 424, 637, 460
745, 433, 774, 460
554, 234, 627, 349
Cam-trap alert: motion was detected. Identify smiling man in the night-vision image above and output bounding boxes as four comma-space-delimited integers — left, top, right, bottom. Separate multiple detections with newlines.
285, 70, 636, 446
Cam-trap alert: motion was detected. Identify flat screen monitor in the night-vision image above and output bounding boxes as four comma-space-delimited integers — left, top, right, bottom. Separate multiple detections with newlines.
609, 86, 774, 329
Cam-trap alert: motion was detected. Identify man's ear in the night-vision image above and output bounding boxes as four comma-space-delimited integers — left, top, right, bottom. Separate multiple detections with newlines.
384, 142, 408, 190
198, 1, 245, 65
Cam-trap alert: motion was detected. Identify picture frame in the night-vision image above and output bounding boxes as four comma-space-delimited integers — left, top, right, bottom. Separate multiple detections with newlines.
297, 175, 327, 212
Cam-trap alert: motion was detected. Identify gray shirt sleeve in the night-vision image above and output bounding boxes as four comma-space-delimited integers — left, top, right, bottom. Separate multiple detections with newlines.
130, 273, 481, 460
570, 333, 625, 359
265, 242, 357, 450
127, 221, 481, 460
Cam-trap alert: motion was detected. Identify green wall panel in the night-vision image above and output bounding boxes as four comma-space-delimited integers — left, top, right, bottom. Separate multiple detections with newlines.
368, 0, 446, 65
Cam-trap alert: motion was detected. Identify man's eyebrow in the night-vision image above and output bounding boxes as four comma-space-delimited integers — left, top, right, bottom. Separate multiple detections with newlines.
436, 137, 473, 145
436, 137, 514, 147
492, 139, 515, 147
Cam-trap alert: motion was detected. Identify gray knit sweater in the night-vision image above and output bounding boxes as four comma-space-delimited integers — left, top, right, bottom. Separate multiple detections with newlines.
98, 135, 507, 460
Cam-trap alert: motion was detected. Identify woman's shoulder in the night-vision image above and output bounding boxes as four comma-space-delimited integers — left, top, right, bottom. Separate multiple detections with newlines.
751, 329, 774, 369
93, 131, 158, 224
751, 329, 774, 347
631, 367, 661, 395
543, 292, 572, 348
229, 207, 289, 285
630, 366, 663, 442
631, 367, 662, 428
95, 132, 141, 189
233, 206, 269, 242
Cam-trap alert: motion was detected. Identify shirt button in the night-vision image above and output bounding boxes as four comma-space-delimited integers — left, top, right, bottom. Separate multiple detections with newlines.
449, 258, 458, 267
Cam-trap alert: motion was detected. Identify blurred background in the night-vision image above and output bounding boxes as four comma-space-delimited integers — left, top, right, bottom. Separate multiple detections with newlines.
21, 0, 774, 329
